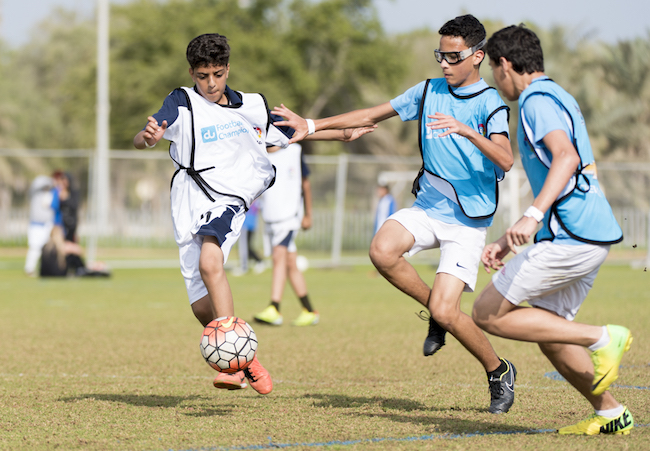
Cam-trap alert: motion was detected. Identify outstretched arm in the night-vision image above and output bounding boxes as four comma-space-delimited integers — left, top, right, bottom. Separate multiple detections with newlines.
273, 103, 397, 144
309, 126, 377, 142
133, 116, 168, 149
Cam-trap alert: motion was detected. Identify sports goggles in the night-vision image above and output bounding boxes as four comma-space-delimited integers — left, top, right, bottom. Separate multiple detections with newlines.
434, 38, 487, 65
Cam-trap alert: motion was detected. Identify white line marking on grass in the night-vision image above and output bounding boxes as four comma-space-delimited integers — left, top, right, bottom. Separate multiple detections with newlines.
165, 429, 557, 451
104, 259, 180, 269
159, 423, 649, 451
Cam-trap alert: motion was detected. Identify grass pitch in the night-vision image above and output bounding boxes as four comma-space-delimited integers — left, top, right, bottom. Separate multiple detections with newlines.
0, 250, 648, 450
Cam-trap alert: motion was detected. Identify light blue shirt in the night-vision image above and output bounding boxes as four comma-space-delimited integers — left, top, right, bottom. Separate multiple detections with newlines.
520, 77, 581, 244
391, 79, 509, 227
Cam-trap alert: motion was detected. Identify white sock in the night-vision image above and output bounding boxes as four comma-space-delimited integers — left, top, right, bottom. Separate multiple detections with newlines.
588, 326, 609, 352
595, 405, 625, 418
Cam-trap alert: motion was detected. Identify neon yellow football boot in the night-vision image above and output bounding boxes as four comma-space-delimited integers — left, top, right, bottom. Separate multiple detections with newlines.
292, 309, 319, 326
253, 304, 283, 326
590, 325, 633, 395
558, 407, 634, 435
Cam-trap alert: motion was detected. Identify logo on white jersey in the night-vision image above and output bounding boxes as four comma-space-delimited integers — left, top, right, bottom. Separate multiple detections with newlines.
201, 120, 249, 143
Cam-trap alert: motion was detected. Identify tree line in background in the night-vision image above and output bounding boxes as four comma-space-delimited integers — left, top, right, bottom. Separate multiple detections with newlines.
0, 0, 649, 163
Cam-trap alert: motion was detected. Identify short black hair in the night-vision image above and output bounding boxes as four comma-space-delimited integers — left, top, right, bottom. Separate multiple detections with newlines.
439, 15, 486, 48
486, 25, 545, 74
186, 33, 230, 69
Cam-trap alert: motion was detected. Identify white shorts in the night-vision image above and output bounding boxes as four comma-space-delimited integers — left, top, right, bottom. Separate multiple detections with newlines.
389, 207, 487, 292
492, 241, 610, 320
179, 204, 246, 304
263, 217, 300, 256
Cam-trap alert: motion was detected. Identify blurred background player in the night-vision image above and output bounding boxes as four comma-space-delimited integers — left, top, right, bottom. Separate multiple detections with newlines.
474, 24, 633, 435
133, 34, 372, 394
374, 183, 396, 236
273, 15, 518, 414
24, 175, 59, 276
253, 142, 319, 327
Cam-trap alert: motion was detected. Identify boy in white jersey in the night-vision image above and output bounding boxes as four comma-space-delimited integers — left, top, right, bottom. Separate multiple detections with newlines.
273, 15, 518, 413
133, 34, 372, 395
474, 25, 633, 435
253, 143, 319, 327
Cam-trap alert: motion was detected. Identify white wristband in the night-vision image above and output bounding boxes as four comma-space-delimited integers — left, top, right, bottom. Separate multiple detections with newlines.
143, 138, 156, 149
523, 206, 544, 222
305, 118, 316, 135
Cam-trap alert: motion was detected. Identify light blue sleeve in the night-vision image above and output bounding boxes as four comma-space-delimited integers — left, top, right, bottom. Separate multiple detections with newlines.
486, 108, 509, 137
389, 81, 427, 122
523, 95, 573, 146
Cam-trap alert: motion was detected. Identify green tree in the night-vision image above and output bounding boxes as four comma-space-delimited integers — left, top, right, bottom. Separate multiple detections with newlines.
594, 35, 650, 159
0, 10, 96, 204
10, 9, 97, 150
109, 0, 405, 153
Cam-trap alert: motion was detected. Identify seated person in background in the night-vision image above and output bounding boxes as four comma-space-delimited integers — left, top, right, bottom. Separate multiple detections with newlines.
40, 226, 110, 277
53, 170, 80, 243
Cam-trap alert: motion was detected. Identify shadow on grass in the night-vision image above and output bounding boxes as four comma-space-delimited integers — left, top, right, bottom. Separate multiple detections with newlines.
59, 393, 233, 416
304, 393, 490, 413
304, 393, 534, 434
304, 393, 429, 411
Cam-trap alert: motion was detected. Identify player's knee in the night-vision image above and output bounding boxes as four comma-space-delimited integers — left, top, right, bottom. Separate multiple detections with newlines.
199, 256, 225, 280
472, 289, 498, 326
471, 305, 490, 331
369, 237, 396, 270
429, 303, 460, 330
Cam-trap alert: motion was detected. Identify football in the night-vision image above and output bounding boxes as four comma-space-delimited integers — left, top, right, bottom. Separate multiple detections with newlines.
296, 255, 309, 272
200, 317, 258, 373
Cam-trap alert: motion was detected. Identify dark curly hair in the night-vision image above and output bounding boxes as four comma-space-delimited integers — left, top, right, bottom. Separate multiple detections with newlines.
439, 15, 486, 48
186, 33, 230, 69
486, 25, 545, 74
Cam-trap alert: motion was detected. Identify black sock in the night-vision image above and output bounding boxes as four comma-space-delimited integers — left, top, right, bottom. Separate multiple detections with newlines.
299, 295, 313, 312
487, 359, 507, 377
271, 301, 280, 312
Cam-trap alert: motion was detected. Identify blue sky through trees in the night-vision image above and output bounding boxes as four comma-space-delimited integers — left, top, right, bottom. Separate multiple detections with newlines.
2, 0, 649, 48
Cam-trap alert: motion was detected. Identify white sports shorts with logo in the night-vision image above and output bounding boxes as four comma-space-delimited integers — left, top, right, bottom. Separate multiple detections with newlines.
389, 207, 487, 292
492, 240, 610, 321
179, 203, 246, 304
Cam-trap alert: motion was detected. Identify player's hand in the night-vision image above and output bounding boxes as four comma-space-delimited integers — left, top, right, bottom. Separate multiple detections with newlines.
143, 116, 167, 146
505, 215, 538, 251
301, 216, 312, 230
341, 125, 377, 142
481, 236, 510, 273
426, 112, 472, 138
273, 104, 308, 144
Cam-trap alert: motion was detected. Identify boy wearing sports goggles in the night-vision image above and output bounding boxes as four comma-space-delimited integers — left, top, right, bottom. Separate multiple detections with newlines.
273, 15, 515, 414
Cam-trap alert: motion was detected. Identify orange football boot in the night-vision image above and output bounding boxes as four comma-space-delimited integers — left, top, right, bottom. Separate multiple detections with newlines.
243, 356, 273, 394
